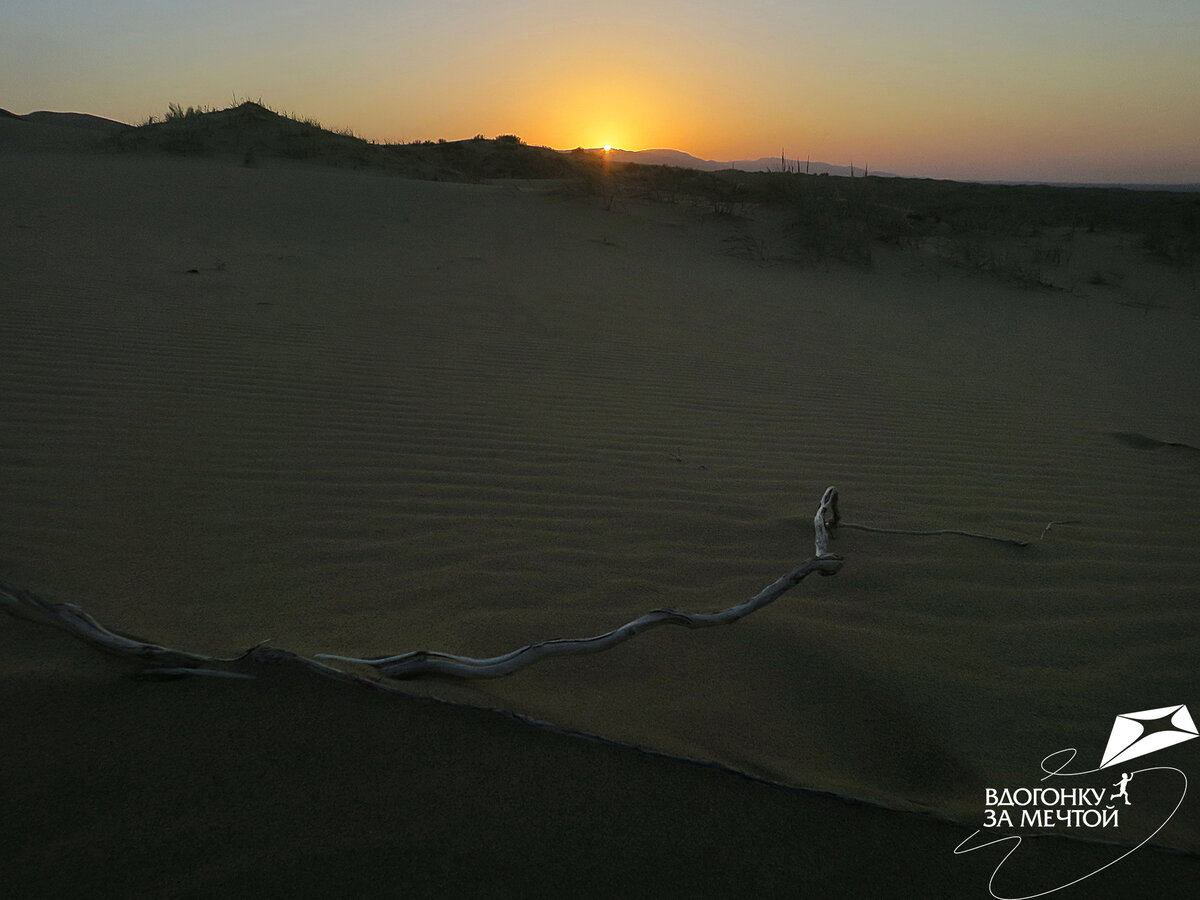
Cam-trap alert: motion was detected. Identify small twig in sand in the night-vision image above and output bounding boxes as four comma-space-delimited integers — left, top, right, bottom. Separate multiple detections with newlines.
1039, 520, 1083, 540
834, 513, 1082, 548
836, 522, 1032, 547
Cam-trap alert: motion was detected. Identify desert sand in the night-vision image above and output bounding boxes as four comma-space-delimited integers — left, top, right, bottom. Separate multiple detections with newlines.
2, 129, 1199, 897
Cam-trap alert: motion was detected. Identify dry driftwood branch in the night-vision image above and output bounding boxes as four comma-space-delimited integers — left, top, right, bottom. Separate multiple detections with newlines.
813, 484, 839, 555
0, 581, 239, 669
0, 581, 369, 683
4, 486, 1064, 685
0, 489, 843, 683
315, 487, 846, 680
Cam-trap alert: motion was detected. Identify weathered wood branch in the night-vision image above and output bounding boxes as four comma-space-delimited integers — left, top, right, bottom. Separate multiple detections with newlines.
0, 489, 844, 682
315, 487, 846, 680
813, 484, 839, 556
0, 581, 240, 669
3, 486, 1066, 685
0, 581, 364, 683
317, 554, 844, 679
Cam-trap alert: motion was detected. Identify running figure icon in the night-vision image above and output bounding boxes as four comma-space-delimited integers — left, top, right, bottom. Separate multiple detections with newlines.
1111, 772, 1134, 806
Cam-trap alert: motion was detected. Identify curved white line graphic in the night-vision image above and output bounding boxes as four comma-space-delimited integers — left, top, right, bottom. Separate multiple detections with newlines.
954, 747, 1188, 899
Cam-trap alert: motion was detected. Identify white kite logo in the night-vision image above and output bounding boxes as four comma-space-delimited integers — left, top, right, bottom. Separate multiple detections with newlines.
1099, 704, 1198, 769
958, 702, 1197, 898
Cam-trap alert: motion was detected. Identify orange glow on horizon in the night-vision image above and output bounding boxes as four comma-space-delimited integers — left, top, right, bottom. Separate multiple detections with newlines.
6, 4, 1194, 184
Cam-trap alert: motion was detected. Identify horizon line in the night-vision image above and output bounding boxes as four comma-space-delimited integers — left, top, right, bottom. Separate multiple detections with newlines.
7, 104, 1198, 188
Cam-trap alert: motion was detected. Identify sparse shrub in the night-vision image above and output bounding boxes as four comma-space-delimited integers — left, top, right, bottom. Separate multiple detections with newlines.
563, 169, 621, 210
165, 102, 207, 121
1141, 229, 1200, 267
783, 186, 872, 267
702, 180, 748, 217
936, 235, 1051, 288
723, 233, 771, 262
1087, 270, 1125, 287
869, 208, 920, 249
1023, 231, 1073, 267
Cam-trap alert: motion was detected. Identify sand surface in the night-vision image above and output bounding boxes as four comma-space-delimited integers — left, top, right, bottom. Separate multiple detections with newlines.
3, 149, 1199, 895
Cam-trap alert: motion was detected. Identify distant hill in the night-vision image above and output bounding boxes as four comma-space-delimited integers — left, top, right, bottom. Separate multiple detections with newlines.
599, 147, 895, 177
22, 111, 131, 132
10, 100, 1191, 190
0, 108, 130, 151
100, 102, 592, 181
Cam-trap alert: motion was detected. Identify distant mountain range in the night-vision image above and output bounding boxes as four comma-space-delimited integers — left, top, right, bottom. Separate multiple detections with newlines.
590, 148, 1200, 189
594, 147, 895, 178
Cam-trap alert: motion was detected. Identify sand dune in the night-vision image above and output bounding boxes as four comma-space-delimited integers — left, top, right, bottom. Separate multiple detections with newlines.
7, 617, 1200, 898
2, 144, 1199, 895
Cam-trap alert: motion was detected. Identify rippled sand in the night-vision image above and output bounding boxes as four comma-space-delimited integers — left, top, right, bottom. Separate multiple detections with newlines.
3, 150, 1198, 894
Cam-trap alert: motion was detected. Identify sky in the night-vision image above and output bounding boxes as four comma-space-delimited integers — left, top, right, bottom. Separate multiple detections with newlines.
3, 0, 1198, 183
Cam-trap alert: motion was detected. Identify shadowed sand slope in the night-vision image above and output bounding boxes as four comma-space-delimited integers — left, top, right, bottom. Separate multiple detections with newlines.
2, 152, 1200, 891
4, 620, 1200, 898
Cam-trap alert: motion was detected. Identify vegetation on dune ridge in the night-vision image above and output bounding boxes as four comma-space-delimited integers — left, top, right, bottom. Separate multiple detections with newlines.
101, 99, 1198, 284
105, 99, 594, 181
579, 162, 1200, 280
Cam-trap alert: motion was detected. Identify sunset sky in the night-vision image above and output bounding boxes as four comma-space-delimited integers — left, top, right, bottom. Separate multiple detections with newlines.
3, 0, 1198, 183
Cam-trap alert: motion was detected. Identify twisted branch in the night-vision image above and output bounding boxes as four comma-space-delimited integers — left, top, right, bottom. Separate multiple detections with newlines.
315, 486, 845, 679
0, 581, 373, 683
3, 486, 1070, 684
0, 582, 241, 669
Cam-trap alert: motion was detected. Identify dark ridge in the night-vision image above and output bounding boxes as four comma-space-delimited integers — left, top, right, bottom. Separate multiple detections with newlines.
102, 101, 599, 182
22, 110, 131, 132
19, 99, 1200, 271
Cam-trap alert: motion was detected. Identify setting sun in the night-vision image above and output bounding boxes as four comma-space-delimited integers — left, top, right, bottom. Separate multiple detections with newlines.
603, 144, 611, 152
